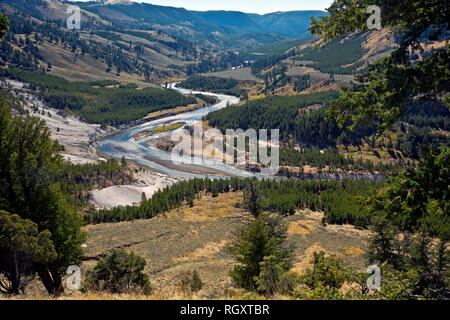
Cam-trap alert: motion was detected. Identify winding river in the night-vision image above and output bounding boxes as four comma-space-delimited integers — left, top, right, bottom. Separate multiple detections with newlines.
97, 83, 257, 179
97, 84, 385, 181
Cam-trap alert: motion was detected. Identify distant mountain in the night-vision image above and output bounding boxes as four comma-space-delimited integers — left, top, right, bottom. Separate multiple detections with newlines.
193, 11, 261, 32
250, 11, 326, 38
0, 0, 328, 84
76, 2, 326, 44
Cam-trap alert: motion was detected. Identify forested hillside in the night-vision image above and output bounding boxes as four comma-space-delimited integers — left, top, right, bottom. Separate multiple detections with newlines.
0, 0, 203, 82
206, 91, 449, 161
206, 91, 363, 144
177, 75, 248, 97
1, 68, 196, 124
78, 2, 325, 46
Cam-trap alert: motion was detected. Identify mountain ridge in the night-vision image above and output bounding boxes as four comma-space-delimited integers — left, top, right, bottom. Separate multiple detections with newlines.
75, 1, 326, 39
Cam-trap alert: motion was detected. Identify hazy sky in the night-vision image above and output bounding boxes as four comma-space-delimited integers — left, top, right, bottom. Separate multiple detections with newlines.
79, 0, 334, 14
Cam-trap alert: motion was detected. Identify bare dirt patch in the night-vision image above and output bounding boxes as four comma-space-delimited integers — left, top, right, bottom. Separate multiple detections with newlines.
89, 170, 177, 209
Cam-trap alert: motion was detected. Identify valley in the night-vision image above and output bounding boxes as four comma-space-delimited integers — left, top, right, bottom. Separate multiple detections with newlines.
0, 0, 448, 303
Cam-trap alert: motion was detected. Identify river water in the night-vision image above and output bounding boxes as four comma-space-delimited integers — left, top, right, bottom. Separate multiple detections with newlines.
97, 84, 256, 179
97, 84, 385, 182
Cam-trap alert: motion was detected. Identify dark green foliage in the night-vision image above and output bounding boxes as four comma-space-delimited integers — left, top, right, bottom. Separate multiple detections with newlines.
0, 211, 56, 295
294, 36, 368, 74
207, 90, 445, 159
298, 252, 348, 296
207, 89, 447, 155
251, 52, 294, 76
206, 91, 342, 143
292, 246, 447, 299
293, 74, 310, 92
0, 98, 86, 296
85, 177, 381, 227
0, 90, 26, 114
210, 90, 377, 147
330, 47, 450, 132
366, 222, 449, 299
0, 14, 40, 70
193, 93, 218, 105
365, 148, 450, 298
177, 75, 246, 97
229, 214, 293, 292
280, 147, 400, 174
254, 38, 308, 56
89, 80, 120, 88
0, 69, 196, 125
401, 104, 450, 132
311, 0, 449, 132
261, 65, 289, 94
366, 215, 405, 270
292, 251, 380, 300
185, 51, 254, 75
190, 270, 203, 293
57, 159, 132, 207
255, 255, 289, 296
243, 181, 263, 218
369, 147, 449, 237
0, 13, 8, 39
83, 250, 152, 295
395, 104, 450, 159
180, 75, 239, 91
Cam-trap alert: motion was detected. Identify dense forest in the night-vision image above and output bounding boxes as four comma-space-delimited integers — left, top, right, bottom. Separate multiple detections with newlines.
250, 51, 294, 76
206, 91, 449, 160
293, 74, 311, 92
293, 36, 369, 74
192, 93, 219, 105
177, 75, 247, 97
206, 91, 351, 143
0, 68, 196, 125
85, 177, 381, 227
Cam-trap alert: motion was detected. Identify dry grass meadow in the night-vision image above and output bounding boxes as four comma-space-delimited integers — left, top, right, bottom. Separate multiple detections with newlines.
3, 191, 372, 300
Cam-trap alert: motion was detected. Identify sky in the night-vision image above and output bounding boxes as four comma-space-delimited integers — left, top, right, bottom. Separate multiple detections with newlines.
78, 0, 334, 14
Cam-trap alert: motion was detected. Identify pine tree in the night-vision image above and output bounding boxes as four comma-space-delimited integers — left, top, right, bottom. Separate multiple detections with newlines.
243, 180, 262, 218
366, 215, 403, 269
229, 213, 293, 291
0, 211, 56, 295
83, 250, 152, 295
0, 99, 85, 296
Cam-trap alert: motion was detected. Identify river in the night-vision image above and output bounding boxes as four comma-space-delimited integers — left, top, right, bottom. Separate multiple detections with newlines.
97, 84, 385, 182
97, 83, 257, 179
